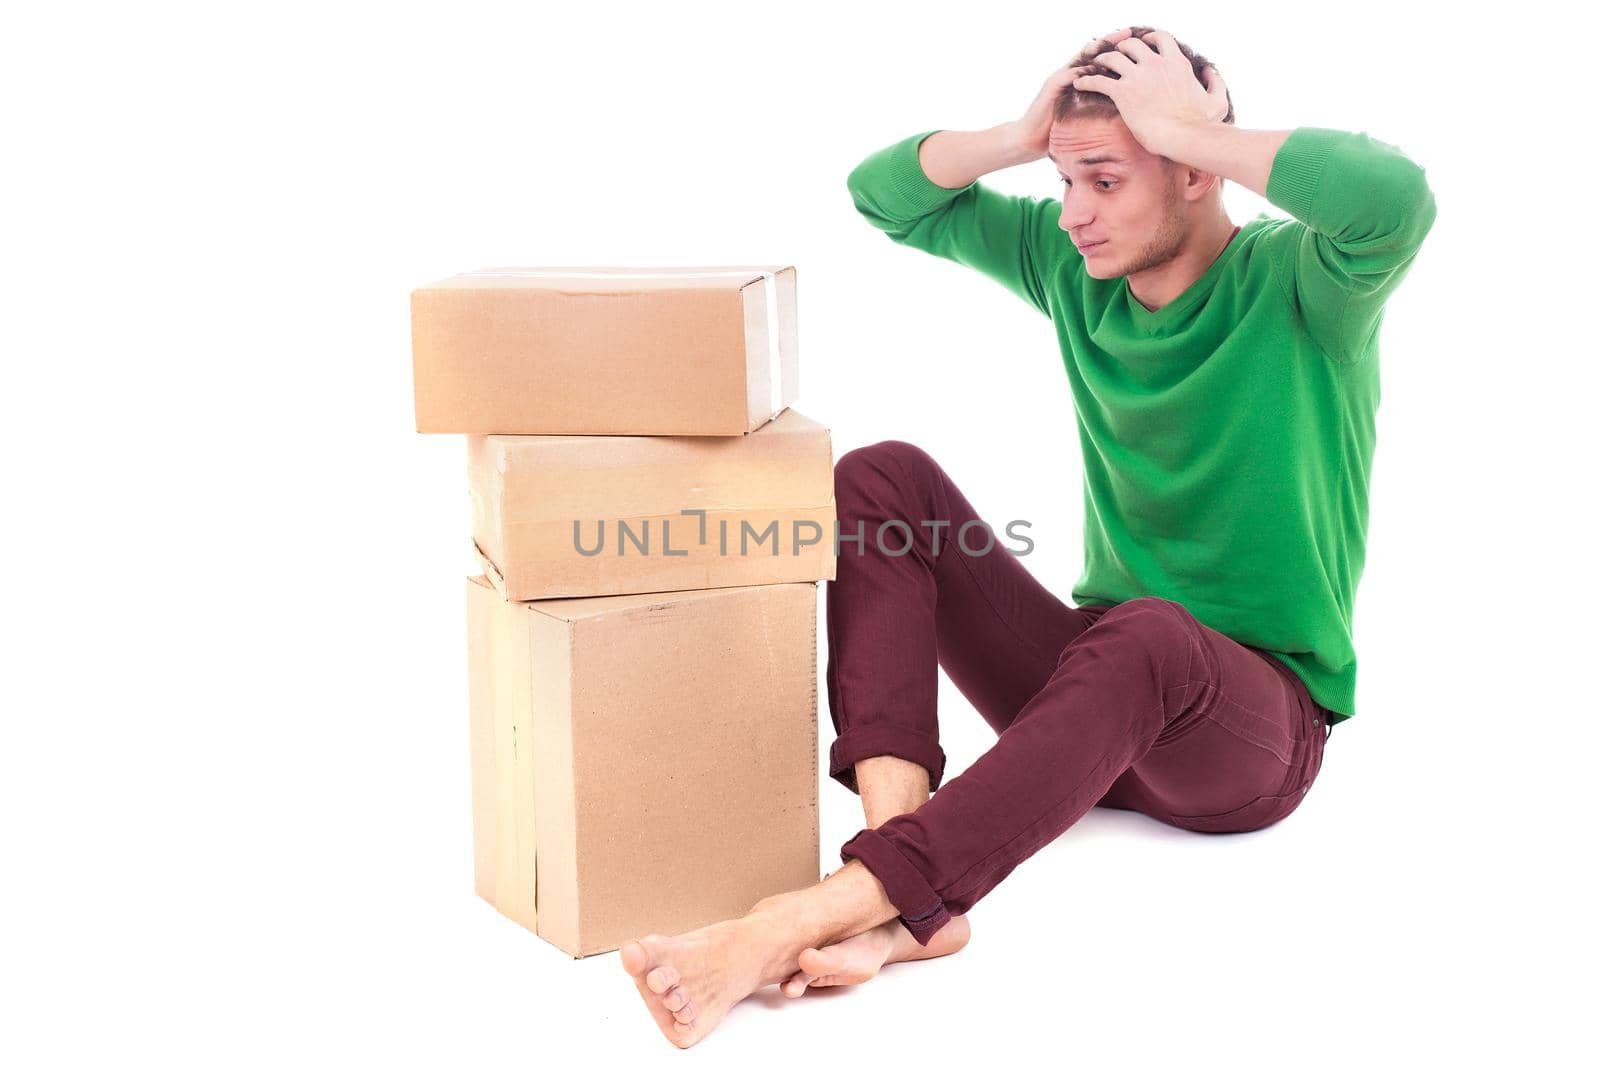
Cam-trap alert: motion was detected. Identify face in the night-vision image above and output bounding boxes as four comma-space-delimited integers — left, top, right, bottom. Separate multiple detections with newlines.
1048, 115, 1189, 280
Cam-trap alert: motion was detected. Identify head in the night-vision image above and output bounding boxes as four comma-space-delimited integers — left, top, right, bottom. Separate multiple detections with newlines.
1049, 26, 1235, 279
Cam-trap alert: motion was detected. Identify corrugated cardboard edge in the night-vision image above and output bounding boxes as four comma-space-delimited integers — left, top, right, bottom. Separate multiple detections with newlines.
472, 539, 510, 598
779, 581, 823, 897
804, 581, 821, 885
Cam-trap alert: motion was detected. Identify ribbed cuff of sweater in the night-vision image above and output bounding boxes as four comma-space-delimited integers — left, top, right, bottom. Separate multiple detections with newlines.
875, 128, 970, 217
1263, 126, 1343, 222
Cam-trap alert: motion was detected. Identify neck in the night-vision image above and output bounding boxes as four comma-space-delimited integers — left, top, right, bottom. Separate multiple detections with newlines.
1126, 212, 1238, 312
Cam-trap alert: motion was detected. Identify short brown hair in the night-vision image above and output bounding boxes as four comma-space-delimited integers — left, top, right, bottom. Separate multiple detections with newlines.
1053, 26, 1234, 126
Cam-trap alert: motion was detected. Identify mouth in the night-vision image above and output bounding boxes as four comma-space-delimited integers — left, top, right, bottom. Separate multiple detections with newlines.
1075, 240, 1106, 255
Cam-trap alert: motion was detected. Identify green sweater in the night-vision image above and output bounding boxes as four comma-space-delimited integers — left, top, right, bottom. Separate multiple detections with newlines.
845, 126, 1436, 722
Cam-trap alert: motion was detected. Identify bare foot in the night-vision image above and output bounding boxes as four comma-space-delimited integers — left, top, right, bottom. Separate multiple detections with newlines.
619, 909, 803, 1049
780, 912, 971, 997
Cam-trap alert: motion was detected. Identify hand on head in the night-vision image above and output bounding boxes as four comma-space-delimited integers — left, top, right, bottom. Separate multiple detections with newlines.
1070, 29, 1230, 155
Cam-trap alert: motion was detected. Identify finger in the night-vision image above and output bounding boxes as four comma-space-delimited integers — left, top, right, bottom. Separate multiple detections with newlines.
1072, 73, 1117, 95
1115, 37, 1158, 63
1202, 66, 1231, 120
1050, 64, 1089, 90
1086, 28, 1131, 48
1147, 29, 1183, 56
1091, 50, 1134, 75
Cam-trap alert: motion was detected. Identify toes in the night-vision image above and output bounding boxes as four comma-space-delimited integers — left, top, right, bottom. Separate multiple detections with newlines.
626, 969, 685, 1047
646, 964, 680, 994
782, 970, 813, 997
672, 1000, 697, 1024
619, 939, 650, 977
798, 946, 837, 977
662, 987, 688, 1012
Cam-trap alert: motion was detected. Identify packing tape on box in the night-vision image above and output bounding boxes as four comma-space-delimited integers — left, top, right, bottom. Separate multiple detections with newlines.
462, 270, 784, 416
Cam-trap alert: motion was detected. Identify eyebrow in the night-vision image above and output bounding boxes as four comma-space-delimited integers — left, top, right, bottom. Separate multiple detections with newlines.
1049, 152, 1128, 167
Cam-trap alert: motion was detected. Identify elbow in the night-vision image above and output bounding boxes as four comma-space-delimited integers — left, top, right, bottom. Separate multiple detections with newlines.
844, 168, 895, 232
1365, 134, 1437, 247
844, 163, 870, 216
1414, 180, 1438, 244
1401, 169, 1438, 249
1373, 161, 1437, 252
845, 154, 877, 203
846, 157, 867, 192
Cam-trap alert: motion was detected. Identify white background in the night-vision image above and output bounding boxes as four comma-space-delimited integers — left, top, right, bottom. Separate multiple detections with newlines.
4, 1, 1595, 1063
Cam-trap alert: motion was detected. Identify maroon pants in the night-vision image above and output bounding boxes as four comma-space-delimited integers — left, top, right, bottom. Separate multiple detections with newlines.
826, 441, 1333, 946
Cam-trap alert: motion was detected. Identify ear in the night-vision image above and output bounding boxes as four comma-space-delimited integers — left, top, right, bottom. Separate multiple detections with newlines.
1176, 163, 1221, 201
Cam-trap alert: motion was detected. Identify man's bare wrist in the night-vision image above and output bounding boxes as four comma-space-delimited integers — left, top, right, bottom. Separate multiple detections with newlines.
995, 122, 1042, 167
920, 123, 1039, 189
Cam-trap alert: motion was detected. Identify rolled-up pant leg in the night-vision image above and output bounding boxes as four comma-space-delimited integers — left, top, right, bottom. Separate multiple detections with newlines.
825, 441, 1332, 946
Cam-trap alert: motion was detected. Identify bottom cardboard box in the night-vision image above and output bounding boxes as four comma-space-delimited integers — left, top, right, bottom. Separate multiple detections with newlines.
466, 575, 820, 957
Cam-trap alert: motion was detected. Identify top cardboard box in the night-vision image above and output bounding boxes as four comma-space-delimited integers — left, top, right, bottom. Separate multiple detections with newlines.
411, 265, 799, 435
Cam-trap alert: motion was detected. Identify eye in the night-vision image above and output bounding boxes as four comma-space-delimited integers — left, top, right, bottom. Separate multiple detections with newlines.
1059, 177, 1116, 190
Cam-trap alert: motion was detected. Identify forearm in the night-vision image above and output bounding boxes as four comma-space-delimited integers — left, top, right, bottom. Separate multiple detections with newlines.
917, 123, 1037, 190
1157, 122, 1292, 200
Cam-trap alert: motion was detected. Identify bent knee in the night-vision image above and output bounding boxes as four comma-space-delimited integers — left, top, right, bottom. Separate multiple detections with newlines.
834, 439, 936, 498
1064, 595, 1195, 663
1097, 595, 1194, 625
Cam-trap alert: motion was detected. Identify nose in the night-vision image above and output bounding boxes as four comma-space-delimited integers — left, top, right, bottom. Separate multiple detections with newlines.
1057, 187, 1093, 234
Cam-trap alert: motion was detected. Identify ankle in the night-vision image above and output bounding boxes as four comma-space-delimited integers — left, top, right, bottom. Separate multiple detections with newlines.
738, 906, 815, 986
887, 912, 971, 963
864, 796, 927, 829
745, 893, 800, 938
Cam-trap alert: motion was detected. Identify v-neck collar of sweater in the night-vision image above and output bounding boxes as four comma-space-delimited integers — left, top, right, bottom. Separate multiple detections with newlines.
1120, 222, 1246, 333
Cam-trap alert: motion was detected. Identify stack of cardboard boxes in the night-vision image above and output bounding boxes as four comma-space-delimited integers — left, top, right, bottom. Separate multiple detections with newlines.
411, 266, 835, 958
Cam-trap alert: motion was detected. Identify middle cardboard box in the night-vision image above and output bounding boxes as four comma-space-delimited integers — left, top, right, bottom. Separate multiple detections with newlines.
470, 407, 837, 601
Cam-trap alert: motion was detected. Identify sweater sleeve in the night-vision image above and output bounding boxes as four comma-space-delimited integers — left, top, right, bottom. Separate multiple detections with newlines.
1262, 126, 1438, 364
846, 129, 1064, 319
